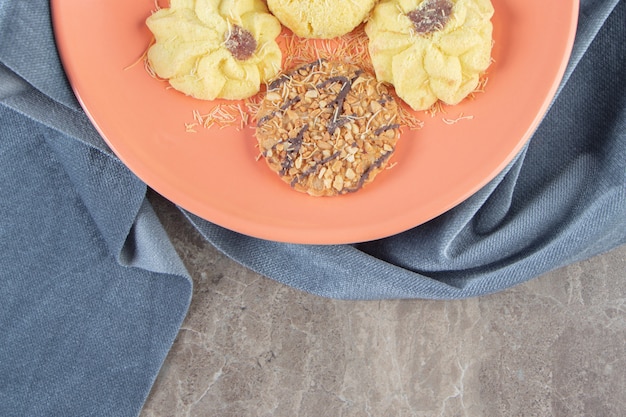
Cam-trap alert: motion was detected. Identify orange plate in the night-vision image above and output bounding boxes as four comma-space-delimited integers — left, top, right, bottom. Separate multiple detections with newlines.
51, 0, 578, 244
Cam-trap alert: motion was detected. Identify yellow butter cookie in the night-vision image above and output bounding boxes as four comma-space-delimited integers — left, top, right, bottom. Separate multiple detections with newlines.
365, 0, 494, 110
146, 0, 282, 100
267, 0, 378, 39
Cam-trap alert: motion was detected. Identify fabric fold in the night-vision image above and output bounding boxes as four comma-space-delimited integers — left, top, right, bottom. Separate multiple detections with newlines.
1, 2, 193, 416
0, 0, 79, 110
0, 106, 193, 417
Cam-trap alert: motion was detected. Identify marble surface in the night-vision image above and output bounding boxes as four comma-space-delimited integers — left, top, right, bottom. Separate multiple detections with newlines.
141, 191, 626, 417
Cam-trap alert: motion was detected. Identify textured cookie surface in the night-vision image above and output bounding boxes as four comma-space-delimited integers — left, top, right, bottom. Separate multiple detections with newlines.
146, 0, 282, 100
365, 0, 494, 110
255, 60, 401, 197
267, 0, 378, 39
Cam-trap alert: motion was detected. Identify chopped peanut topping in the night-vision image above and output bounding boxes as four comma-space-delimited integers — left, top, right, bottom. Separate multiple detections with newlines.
255, 60, 401, 197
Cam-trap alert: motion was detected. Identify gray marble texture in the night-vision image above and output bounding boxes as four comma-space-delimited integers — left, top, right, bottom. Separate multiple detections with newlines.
141, 191, 625, 417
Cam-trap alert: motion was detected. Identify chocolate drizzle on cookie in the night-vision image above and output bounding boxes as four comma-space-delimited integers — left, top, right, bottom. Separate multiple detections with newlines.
255, 60, 401, 197
316, 71, 363, 135
225, 25, 257, 60
407, 0, 454, 35
291, 151, 342, 188
374, 124, 401, 136
266, 124, 309, 175
352, 152, 394, 192
256, 96, 302, 127
268, 59, 326, 90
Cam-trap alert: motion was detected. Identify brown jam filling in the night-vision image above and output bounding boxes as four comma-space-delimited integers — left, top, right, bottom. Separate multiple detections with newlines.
224, 25, 256, 61
407, 0, 454, 35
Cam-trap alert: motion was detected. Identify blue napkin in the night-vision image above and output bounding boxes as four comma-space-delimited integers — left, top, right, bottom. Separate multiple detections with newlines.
1, 2, 191, 416
1, 0, 624, 416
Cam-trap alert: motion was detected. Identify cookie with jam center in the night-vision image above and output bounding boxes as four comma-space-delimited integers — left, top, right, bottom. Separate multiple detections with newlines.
146, 0, 282, 100
365, 0, 494, 111
255, 60, 401, 197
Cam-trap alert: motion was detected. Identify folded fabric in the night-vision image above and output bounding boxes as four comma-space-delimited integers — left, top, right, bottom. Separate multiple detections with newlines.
1, 2, 192, 416
1, 0, 625, 416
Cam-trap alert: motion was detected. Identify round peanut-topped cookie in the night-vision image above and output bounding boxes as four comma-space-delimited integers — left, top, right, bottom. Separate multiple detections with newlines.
365, 0, 494, 110
267, 0, 378, 39
255, 59, 401, 197
146, 0, 282, 100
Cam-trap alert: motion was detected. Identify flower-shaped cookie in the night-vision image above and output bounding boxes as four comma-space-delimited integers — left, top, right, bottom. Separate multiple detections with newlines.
146, 0, 282, 100
365, 0, 494, 110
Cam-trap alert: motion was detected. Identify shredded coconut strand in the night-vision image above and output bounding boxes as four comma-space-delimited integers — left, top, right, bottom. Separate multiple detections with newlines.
442, 113, 474, 125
